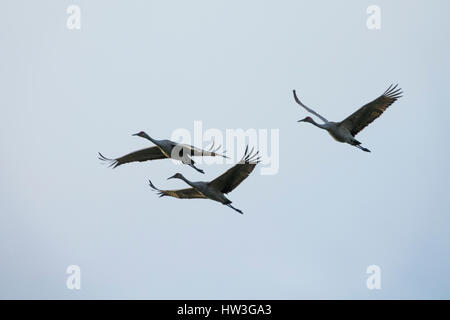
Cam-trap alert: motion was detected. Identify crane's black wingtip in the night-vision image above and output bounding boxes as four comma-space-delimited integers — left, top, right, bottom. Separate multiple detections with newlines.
148, 179, 157, 190
98, 152, 119, 168
148, 180, 164, 197
292, 89, 304, 105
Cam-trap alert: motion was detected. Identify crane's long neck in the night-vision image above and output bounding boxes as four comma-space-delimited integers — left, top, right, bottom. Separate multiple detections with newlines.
178, 175, 196, 188
141, 132, 159, 145
308, 118, 328, 130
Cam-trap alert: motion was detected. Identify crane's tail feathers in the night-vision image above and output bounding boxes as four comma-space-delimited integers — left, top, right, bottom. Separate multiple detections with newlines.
148, 179, 166, 197
226, 203, 243, 214
98, 152, 119, 168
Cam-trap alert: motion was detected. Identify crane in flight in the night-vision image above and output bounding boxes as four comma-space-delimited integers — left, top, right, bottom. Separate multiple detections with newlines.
293, 84, 403, 152
99, 131, 226, 174
148, 146, 260, 214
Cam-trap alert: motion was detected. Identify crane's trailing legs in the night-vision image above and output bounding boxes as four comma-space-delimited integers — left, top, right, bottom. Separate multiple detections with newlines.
355, 144, 371, 152
226, 203, 243, 214
351, 138, 371, 152
180, 156, 205, 174
188, 163, 205, 174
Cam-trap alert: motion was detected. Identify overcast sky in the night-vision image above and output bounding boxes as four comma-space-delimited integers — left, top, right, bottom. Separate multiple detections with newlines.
1, 0, 449, 299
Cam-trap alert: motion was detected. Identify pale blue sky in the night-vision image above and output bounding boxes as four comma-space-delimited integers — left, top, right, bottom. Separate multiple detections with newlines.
0, 0, 449, 299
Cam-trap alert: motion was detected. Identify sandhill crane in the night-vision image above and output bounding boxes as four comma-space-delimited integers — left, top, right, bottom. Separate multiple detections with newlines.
99, 131, 226, 174
148, 146, 260, 214
293, 84, 403, 152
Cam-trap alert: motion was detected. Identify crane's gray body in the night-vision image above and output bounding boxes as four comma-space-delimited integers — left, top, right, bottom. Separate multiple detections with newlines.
323, 122, 355, 144
152, 139, 176, 158
182, 180, 231, 205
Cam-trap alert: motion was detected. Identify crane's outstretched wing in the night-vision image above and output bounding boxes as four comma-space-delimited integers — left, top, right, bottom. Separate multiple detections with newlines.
208, 146, 260, 194
339, 84, 403, 136
99, 146, 167, 168
148, 180, 206, 199
177, 140, 228, 158
293, 89, 329, 123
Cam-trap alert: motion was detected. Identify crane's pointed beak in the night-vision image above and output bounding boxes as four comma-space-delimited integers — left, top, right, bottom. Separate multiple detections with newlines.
132, 133, 138, 136
167, 175, 176, 180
